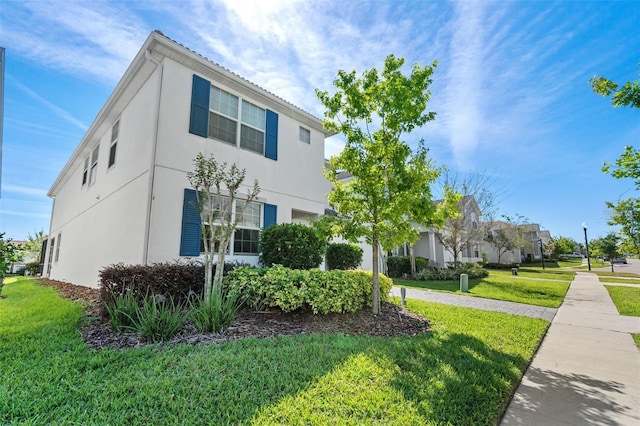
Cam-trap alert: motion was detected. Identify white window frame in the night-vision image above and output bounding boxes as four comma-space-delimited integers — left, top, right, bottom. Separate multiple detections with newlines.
55, 233, 61, 262
200, 197, 262, 256
299, 126, 311, 144
208, 85, 266, 156
109, 120, 119, 168
82, 157, 89, 186
89, 145, 99, 185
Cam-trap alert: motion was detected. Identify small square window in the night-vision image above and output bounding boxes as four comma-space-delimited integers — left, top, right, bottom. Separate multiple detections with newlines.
299, 127, 310, 144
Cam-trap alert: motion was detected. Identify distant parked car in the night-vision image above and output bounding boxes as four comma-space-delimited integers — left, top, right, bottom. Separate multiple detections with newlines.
612, 257, 628, 264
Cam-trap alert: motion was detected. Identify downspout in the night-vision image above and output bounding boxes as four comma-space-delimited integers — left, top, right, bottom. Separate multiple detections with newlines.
142, 49, 163, 265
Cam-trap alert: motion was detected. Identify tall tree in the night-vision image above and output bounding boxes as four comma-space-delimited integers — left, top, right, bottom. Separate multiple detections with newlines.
602, 146, 640, 189
187, 153, 260, 301
606, 197, 640, 257
590, 233, 621, 272
436, 171, 502, 265
0, 233, 21, 297
21, 230, 46, 262
590, 67, 640, 109
317, 55, 455, 314
552, 236, 578, 257
484, 214, 529, 264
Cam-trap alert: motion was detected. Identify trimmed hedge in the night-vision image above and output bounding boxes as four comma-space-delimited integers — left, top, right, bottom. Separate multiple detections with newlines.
259, 223, 325, 269
386, 256, 428, 277
326, 243, 363, 270
99, 261, 244, 305
415, 262, 489, 281
226, 265, 393, 314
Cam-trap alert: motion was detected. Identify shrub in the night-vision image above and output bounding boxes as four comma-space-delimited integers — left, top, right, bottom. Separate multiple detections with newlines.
99, 261, 246, 306
259, 223, 325, 269
416, 262, 489, 281
415, 257, 429, 272
104, 289, 139, 331
189, 290, 244, 332
226, 266, 392, 314
130, 295, 185, 342
326, 243, 363, 270
386, 256, 410, 278
25, 262, 41, 275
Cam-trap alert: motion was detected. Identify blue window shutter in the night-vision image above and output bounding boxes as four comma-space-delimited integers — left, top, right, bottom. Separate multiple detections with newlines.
189, 75, 210, 137
263, 203, 277, 228
265, 109, 278, 160
180, 189, 201, 256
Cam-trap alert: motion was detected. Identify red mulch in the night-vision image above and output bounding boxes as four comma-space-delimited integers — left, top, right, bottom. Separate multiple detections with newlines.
39, 279, 430, 350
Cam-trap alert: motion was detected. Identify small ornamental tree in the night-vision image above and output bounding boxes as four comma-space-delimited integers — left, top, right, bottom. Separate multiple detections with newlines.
1, 233, 21, 297
186, 153, 260, 301
317, 55, 457, 314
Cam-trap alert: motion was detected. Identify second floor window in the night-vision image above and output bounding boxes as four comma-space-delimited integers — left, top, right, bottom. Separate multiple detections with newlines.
109, 120, 119, 168
209, 86, 266, 155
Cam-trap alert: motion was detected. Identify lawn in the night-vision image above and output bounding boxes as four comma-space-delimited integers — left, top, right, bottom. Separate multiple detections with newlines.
599, 277, 640, 285
488, 269, 574, 281
394, 274, 570, 308
0, 277, 549, 425
604, 285, 640, 317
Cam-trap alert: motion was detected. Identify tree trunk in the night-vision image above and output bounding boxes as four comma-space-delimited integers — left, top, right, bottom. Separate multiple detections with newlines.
372, 235, 380, 315
408, 242, 416, 278
203, 254, 213, 301
213, 235, 230, 298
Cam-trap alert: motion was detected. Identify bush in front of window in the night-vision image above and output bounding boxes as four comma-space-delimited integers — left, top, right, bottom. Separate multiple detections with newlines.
225, 265, 393, 314
414, 262, 489, 281
326, 243, 363, 270
259, 223, 325, 269
386, 256, 411, 277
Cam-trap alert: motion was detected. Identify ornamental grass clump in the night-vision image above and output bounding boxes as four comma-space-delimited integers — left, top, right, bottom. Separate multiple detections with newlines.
104, 289, 139, 331
189, 290, 244, 333
130, 294, 185, 342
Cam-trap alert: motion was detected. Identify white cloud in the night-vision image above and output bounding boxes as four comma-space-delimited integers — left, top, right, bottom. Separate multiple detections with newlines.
9, 77, 88, 131
1, 185, 48, 198
2, 1, 149, 85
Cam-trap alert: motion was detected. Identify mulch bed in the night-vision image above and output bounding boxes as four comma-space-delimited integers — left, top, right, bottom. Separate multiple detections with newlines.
39, 279, 430, 350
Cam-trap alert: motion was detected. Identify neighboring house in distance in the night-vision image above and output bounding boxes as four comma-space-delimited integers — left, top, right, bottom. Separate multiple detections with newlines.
43, 31, 332, 288
481, 221, 551, 264
391, 195, 483, 268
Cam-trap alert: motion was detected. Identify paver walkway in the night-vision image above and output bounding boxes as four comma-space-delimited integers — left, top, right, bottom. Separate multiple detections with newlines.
501, 272, 640, 425
389, 286, 558, 321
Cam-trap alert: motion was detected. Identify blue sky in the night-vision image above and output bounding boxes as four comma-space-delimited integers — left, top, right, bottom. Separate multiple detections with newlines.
1, 0, 639, 245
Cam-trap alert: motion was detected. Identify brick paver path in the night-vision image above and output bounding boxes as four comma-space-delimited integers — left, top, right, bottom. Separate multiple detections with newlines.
390, 286, 558, 321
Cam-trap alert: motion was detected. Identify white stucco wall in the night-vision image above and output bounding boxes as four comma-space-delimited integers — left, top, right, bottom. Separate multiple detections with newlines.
45, 39, 330, 287
45, 66, 160, 287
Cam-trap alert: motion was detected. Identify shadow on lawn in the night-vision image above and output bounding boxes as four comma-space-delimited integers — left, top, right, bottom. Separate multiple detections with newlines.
380, 332, 527, 425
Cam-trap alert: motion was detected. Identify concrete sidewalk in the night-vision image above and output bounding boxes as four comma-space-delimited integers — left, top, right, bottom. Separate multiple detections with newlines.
501, 272, 640, 425
389, 286, 558, 321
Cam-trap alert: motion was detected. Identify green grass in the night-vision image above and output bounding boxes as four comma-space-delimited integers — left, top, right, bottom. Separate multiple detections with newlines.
605, 285, 640, 316
595, 270, 640, 278
0, 278, 549, 425
632, 334, 640, 350
599, 277, 640, 285
395, 274, 570, 308
488, 268, 575, 281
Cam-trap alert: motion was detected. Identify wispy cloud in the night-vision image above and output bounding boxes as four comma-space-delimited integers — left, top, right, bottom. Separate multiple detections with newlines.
9, 76, 88, 131
2, 0, 149, 85
1, 184, 48, 198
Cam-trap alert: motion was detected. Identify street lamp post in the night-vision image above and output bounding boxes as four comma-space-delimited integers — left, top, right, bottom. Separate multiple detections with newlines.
538, 239, 545, 270
582, 222, 591, 271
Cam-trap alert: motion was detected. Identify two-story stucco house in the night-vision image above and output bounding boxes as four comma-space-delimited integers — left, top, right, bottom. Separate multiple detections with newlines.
43, 31, 332, 288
